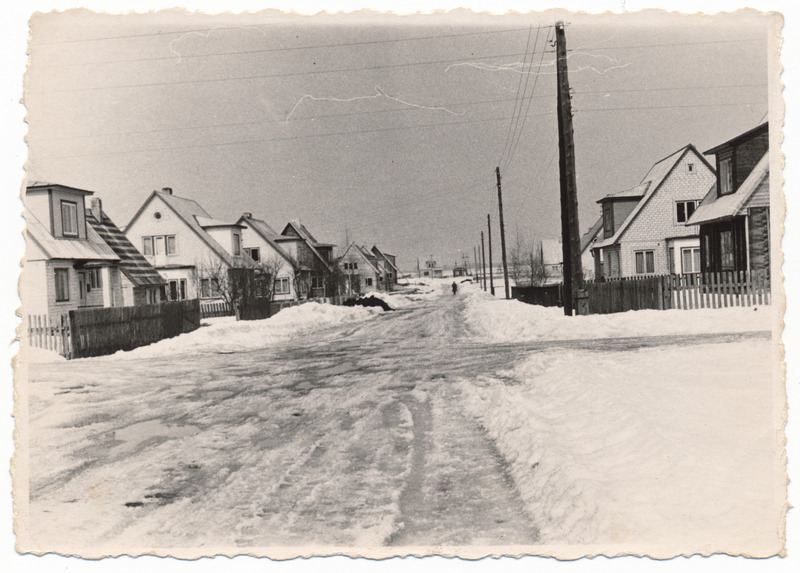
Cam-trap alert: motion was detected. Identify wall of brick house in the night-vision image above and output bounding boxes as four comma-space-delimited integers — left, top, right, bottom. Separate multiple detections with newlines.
616, 151, 714, 277
748, 206, 771, 278
240, 229, 296, 301
125, 195, 229, 289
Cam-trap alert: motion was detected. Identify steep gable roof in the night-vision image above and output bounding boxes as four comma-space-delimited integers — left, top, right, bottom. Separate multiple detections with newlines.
280, 220, 332, 272
687, 151, 769, 225
127, 190, 249, 268
591, 144, 713, 250
371, 245, 399, 273
86, 209, 165, 287
236, 214, 295, 267
340, 243, 382, 275
579, 216, 604, 254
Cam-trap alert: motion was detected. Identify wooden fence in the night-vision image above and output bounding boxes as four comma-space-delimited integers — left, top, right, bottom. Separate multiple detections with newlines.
667, 270, 771, 310
200, 301, 233, 319
583, 270, 771, 315
27, 299, 201, 359
511, 284, 563, 308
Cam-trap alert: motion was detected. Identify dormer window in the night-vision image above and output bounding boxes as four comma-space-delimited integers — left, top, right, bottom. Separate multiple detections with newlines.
60, 200, 78, 237
719, 156, 733, 195
232, 232, 241, 256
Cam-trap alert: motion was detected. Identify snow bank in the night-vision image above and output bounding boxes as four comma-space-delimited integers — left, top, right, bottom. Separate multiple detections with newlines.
463, 287, 771, 342
459, 340, 782, 551
103, 302, 383, 360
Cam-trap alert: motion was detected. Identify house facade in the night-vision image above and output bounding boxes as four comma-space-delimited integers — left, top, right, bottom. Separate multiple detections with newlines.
338, 243, 383, 295
274, 221, 336, 298
590, 144, 716, 279
580, 217, 604, 281
23, 183, 124, 316
124, 188, 256, 301
236, 213, 297, 301
686, 123, 770, 279
371, 246, 399, 291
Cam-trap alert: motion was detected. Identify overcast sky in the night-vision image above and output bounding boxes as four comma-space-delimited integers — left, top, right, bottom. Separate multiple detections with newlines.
23, 9, 776, 270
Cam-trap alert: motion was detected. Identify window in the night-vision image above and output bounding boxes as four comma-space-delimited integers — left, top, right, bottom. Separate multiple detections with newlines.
168, 279, 187, 301
244, 247, 260, 262
634, 250, 655, 275
146, 288, 159, 304
54, 268, 70, 302
200, 278, 211, 298
311, 276, 324, 289
602, 203, 614, 238
719, 156, 733, 195
232, 233, 241, 256
687, 163, 695, 173
61, 201, 78, 236
676, 200, 699, 223
681, 247, 701, 274
275, 278, 290, 295
88, 268, 102, 290
720, 230, 734, 270
366, 278, 373, 286
142, 235, 177, 256
669, 247, 675, 274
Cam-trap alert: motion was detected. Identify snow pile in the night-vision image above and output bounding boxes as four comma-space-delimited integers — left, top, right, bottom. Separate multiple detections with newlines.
104, 301, 383, 360
463, 288, 771, 342
459, 340, 782, 551
16, 343, 67, 364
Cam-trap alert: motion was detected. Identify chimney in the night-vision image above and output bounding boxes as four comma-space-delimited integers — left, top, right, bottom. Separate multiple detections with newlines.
161, 187, 173, 195
243, 212, 252, 219
90, 197, 103, 222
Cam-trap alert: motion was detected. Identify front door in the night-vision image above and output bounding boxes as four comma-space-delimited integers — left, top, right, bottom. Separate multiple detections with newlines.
77, 271, 87, 306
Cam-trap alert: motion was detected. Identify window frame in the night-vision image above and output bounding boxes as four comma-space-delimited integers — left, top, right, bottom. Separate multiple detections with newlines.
60, 200, 79, 237
676, 200, 699, 224
232, 232, 242, 256
718, 155, 734, 196
634, 250, 655, 275
54, 268, 70, 302
142, 236, 154, 256
275, 277, 290, 295
681, 246, 701, 275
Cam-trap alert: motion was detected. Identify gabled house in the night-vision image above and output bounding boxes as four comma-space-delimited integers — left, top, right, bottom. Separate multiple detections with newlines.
580, 217, 604, 281
23, 182, 123, 316
370, 246, 399, 291
686, 123, 770, 280
124, 188, 256, 301
85, 197, 166, 306
236, 213, 297, 301
338, 243, 383, 295
590, 144, 716, 279
274, 221, 336, 298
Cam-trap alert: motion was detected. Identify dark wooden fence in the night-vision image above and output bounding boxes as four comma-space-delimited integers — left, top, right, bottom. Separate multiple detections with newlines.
583, 270, 771, 315
27, 299, 201, 359
511, 284, 563, 308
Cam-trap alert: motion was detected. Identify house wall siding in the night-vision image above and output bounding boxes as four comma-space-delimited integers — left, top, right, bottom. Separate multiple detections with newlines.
616, 151, 714, 277
126, 196, 229, 295
748, 206, 771, 278
733, 133, 769, 190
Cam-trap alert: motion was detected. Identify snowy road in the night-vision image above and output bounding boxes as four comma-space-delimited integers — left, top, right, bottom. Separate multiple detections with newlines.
20, 283, 778, 556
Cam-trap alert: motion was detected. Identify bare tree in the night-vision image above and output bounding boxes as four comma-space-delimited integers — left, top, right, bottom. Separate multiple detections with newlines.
195, 256, 255, 310
527, 239, 547, 286
255, 254, 287, 301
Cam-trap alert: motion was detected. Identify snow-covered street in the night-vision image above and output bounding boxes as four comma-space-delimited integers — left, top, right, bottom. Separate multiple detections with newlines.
17, 280, 783, 557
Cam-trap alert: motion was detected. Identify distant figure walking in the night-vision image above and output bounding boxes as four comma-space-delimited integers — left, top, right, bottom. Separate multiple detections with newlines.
452, 281, 458, 295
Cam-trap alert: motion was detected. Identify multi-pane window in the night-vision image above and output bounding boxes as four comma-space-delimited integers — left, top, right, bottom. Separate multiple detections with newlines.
676, 200, 699, 223
343, 261, 358, 270
634, 250, 655, 275
168, 279, 187, 301
54, 268, 70, 301
244, 247, 260, 262
275, 278, 290, 295
365, 278, 373, 286
142, 235, 176, 256
61, 201, 78, 236
720, 230, 735, 270
719, 156, 733, 195
87, 268, 102, 291
681, 247, 701, 274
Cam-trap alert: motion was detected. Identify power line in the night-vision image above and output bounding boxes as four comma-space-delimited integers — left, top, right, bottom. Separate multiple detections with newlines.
503, 26, 553, 172
496, 25, 537, 168
28, 49, 554, 95
568, 37, 765, 52
33, 26, 535, 66
32, 24, 534, 47
574, 101, 766, 113
37, 110, 559, 160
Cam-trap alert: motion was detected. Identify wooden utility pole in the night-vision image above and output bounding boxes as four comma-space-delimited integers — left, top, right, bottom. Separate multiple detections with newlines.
480, 232, 487, 291
496, 166, 510, 299
487, 214, 495, 296
473, 245, 478, 280
555, 21, 584, 315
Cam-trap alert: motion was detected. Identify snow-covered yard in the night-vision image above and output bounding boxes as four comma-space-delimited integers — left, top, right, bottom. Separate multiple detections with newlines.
17, 278, 784, 558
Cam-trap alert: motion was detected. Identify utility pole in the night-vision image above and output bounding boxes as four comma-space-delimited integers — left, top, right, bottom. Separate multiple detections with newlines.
473, 245, 478, 280
480, 232, 487, 292
487, 214, 495, 296
496, 166, 510, 299
555, 21, 584, 316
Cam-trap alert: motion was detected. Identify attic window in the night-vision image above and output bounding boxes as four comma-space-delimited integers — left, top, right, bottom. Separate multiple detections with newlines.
153, 211, 162, 220
687, 163, 695, 173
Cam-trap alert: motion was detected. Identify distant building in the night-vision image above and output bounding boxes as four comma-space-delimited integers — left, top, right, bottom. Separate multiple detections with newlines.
579, 217, 604, 281
338, 243, 384, 295
274, 221, 336, 298
236, 213, 297, 301
541, 238, 563, 284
